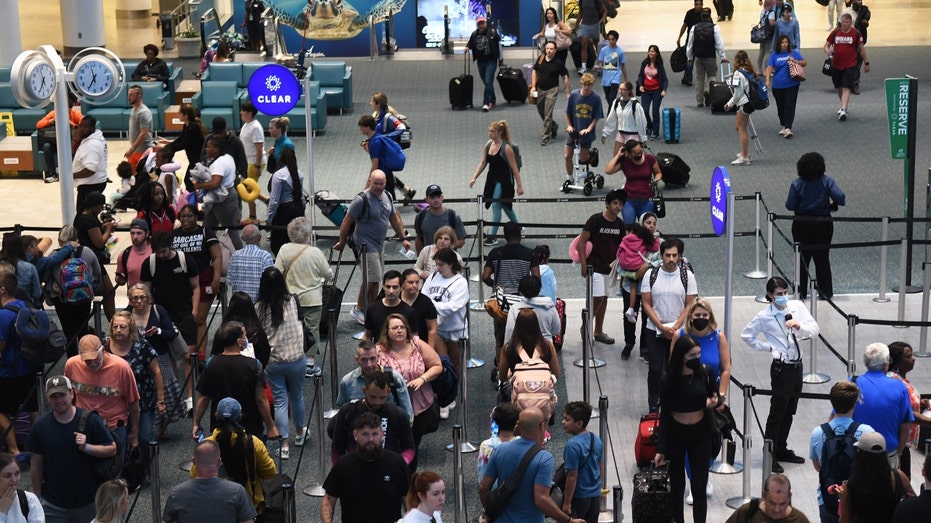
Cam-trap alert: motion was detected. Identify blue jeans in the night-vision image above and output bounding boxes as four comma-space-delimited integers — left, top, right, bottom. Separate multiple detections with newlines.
623, 199, 654, 224
641, 90, 663, 137
489, 182, 519, 236
42, 499, 96, 523
477, 59, 497, 106
266, 358, 306, 440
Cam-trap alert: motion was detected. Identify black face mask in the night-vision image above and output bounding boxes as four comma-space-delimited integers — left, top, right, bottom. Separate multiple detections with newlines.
692, 318, 710, 332
685, 358, 702, 371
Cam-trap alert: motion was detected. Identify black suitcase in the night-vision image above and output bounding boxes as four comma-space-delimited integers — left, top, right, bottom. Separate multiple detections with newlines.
497, 65, 528, 104
657, 152, 691, 187
450, 55, 473, 110
706, 62, 732, 113
631, 465, 673, 523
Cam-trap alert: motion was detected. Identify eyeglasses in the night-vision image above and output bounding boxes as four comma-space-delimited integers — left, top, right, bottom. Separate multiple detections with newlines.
389, 325, 406, 331
130, 295, 148, 302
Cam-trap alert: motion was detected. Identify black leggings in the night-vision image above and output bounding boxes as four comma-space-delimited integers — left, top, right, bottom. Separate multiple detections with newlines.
665, 417, 712, 523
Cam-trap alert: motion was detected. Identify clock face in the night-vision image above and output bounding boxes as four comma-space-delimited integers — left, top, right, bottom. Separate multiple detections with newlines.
76, 60, 114, 97
26, 62, 56, 100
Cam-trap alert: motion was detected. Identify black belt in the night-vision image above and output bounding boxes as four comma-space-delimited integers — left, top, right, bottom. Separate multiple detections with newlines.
773, 360, 802, 367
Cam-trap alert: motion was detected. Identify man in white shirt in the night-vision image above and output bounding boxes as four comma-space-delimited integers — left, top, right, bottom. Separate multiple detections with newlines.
72, 116, 109, 215
640, 238, 698, 412
741, 276, 819, 473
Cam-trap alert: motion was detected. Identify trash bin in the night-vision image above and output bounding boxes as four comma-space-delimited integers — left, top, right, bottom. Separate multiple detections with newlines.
160, 12, 176, 50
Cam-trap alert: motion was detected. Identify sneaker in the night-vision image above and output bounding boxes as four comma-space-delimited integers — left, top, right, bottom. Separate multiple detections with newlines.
771, 461, 785, 474
183, 397, 194, 417
826, 24, 834, 31
305, 362, 322, 378
483, 237, 499, 247
44, 175, 59, 183
293, 430, 306, 447
540, 135, 550, 146
280, 446, 290, 460
624, 307, 638, 323
784, 130, 794, 139
621, 344, 633, 360
482, 104, 490, 112
706, 482, 713, 497
838, 109, 847, 121
440, 406, 450, 419
349, 307, 365, 325
778, 128, 787, 136
685, 487, 694, 505
639, 354, 649, 365
488, 103, 495, 110
593, 333, 615, 345
403, 189, 417, 202
681, 79, 693, 86
731, 156, 751, 166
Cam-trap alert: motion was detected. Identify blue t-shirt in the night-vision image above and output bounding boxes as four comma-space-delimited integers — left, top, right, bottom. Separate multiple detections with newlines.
484, 438, 554, 523
808, 417, 874, 505
598, 44, 625, 87
852, 370, 914, 451
563, 432, 603, 499
0, 299, 41, 378
767, 49, 805, 90
566, 90, 604, 134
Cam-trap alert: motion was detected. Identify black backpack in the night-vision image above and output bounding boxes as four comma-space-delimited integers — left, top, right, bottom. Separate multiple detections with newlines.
818, 422, 860, 515
77, 409, 125, 483
692, 21, 715, 58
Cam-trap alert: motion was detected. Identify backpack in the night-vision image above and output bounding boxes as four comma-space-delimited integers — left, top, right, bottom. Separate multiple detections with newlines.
818, 422, 860, 516
346, 190, 391, 253
147, 250, 188, 277
3, 303, 66, 365
76, 409, 124, 483
16, 489, 28, 517
375, 133, 406, 172
485, 140, 523, 171
739, 70, 770, 110
648, 259, 694, 291
45, 246, 94, 305
508, 357, 557, 421
381, 113, 412, 150
432, 353, 459, 408
692, 21, 716, 58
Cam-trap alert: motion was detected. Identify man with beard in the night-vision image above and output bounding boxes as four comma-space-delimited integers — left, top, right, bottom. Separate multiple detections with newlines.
364, 270, 417, 342
321, 411, 410, 523
327, 371, 415, 466
335, 340, 414, 423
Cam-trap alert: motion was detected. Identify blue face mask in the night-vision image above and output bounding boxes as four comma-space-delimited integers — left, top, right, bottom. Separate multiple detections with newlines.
773, 296, 789, 307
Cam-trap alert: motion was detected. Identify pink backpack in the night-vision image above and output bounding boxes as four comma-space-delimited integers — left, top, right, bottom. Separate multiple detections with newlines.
509, 356, 557, 421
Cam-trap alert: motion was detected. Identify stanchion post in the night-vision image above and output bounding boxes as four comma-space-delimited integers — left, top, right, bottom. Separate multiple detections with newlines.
846, 315, 858, 377
898, 238, 908, 322
463, 267, 483, 368
368, 15, 378, 60
179, 351, 200, 472
743, 192, 767, 279
352, 243, 369, 340
598, 395, 613, 521
574, 267, 605, 369
918, 262, 931, 358
803, 279, 829, 383
92, 299, 103, 337
762, 438, 775, 479
452, 424, 468, 523
756, 211, 775, 303
874, 217, 891, 303
611, 485, 623, 523
35, 372, 45, 414
149, 441, 160, 523
304, 374, 328, 496
447, 339, 478, 453
793, 243, 801, 300
726, 383, 753, 509
581, 309, 591, 405
325, 305, 339, 417
471, 195, 487, 309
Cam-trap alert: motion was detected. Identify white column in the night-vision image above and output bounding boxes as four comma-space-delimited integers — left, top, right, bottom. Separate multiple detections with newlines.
116, 0, 152, 20
0, 0, 23, 65
61, 0, 105, 53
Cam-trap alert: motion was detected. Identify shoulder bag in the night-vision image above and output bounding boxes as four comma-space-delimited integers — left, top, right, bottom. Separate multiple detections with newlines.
550, 432, 596, 506
788, 59, 807, 82
484, 443, 543, 521
555, 29, 571, 50
651, 183, 666, 219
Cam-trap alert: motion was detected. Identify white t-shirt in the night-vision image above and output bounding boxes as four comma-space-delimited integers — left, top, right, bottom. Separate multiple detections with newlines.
240, 119, 264, 165
210, 154, 237, 189
640, 266, 698, 332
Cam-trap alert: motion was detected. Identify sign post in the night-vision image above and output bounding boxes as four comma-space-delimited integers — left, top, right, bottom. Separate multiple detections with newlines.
885, 77, 918, 287
711, 166, 734, 343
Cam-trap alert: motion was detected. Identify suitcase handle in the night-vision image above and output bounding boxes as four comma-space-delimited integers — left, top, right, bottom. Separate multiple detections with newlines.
464, 50, 471, 76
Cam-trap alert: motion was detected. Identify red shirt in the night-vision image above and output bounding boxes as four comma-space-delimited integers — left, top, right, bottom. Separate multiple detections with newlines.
827, 27, 863, 70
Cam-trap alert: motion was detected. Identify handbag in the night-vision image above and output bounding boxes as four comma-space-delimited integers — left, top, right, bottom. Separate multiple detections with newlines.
651, 184, 666, 219
822, 58, 833, 76
555, 30, 571, 50
484, 287, 511, 321
788, 60, 807, 82
750, 12, 773, 44
484, 443, 543, 521
152, 306, 188, 360
550, 433, 595, 507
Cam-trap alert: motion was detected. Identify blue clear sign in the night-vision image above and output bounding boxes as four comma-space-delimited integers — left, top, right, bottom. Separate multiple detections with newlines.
247, 64, 299, 116
710, 166, 731, 237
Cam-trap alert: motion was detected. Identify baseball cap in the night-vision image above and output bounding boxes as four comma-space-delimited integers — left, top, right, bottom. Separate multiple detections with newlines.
84, 191, 106, 208
854, 432, 887, 454
45, 375, 73, 397
426, 184, 442, 197
216, 397, 242, 422
130, 218, 149, 232
476, 16, 487, 24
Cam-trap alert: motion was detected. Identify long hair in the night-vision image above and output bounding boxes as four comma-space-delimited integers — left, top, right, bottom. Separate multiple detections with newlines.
1, 232, 27, 264
93, 479, 128, 523
222, 292, 264, 354
138, 181, 176, 224
372, 91, 389, 112
665, 334, 699, 379
627, 222, 655, 250
277, 147, 303, 207
215, 419, 250, 488
545, 7, 560, 23
491, 120, 511, 143
256, 266, 290, 328
845, 449, 897, 522
773, 34, 794, 54
378, 313, 413, 349
180, 104, 208, 138
734, 50, 756, 75
686, 297, 719, 332
406, 470, 442, 510
504, 309, 550, 366
642, 44, 664, 68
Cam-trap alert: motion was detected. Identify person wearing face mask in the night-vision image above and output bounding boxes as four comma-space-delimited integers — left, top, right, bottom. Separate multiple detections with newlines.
740, 277, 819, 474
653, 334, 720, 523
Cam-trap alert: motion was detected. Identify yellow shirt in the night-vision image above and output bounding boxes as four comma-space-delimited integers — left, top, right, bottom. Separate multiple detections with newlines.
190, 429, 277, 510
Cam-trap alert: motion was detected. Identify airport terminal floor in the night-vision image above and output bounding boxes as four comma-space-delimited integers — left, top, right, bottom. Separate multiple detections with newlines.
3, 1, 931, 521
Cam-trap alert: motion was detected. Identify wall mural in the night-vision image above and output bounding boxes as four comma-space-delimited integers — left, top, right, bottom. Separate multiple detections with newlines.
266, 0, 408, 40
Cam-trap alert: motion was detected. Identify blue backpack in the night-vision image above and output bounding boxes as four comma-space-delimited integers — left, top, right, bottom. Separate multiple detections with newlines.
740, 70, 769, 110
374, 133, 406, 172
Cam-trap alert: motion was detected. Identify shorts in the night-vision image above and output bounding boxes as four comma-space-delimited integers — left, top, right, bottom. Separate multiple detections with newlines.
830, 67, 857, 90
577, 22, 601, 40
247, 164, 263, 181
566, 133, 597, 149
739, 104, 755, 115
174, 314, 198, 347
0, 374, 39, 415
592, 272, 609, 297
363, 251, 385, 285
198, 266, 216, 302
438, 330, 466, 343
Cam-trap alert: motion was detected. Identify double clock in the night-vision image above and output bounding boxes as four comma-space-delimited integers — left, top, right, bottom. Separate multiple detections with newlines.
10, 45, 125, 108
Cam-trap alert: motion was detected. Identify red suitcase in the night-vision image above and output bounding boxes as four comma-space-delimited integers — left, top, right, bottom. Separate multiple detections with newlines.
635, 412, 660, 466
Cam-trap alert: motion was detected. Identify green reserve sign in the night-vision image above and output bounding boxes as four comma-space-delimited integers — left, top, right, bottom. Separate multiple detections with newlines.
885, 78, 910, 160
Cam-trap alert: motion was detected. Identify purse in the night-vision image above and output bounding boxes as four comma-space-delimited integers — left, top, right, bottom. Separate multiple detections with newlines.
750, 12, 774, 44
484, 286, 512, 321
822, 58, 833, 76
554, 30, 571, 50
152, 305, 189, 360
788, 60, 807, 82
651, 184, 666, 219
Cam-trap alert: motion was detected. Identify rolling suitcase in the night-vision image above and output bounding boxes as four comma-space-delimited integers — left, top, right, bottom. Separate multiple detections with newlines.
635, 412, 660, 466
497, 65, 528, 104
631, 465, 673, 523
314, 190, 348, 227
450, 54, 473, 110
662, 107, 681, 144
553, 297, 567, 352
706, 62, 732, 113
656, 153, 691, 187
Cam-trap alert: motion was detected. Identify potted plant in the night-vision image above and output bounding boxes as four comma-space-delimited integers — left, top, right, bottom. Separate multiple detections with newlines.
176, 27, 202, 58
